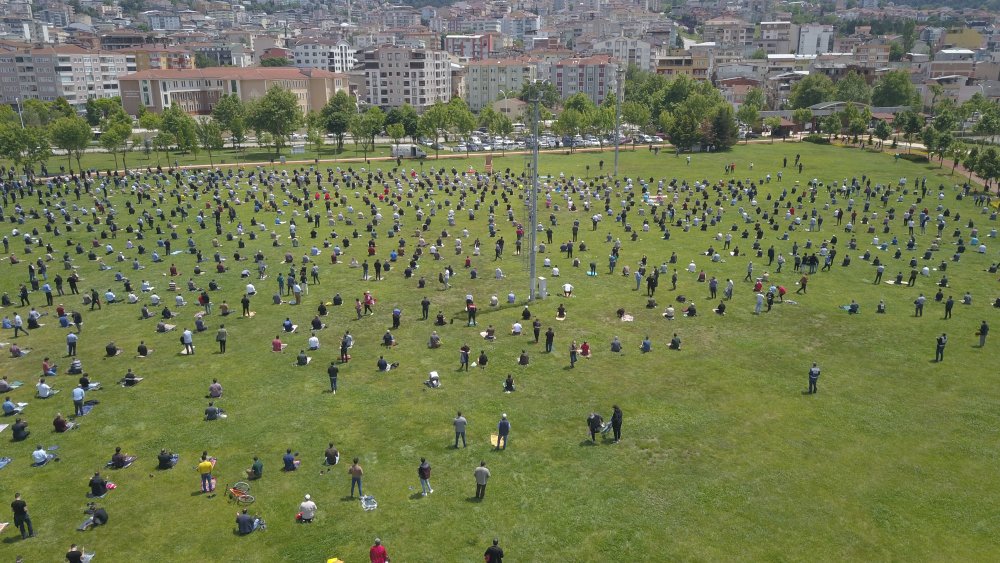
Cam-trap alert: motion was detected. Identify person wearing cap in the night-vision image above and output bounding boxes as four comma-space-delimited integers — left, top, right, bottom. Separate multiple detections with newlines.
298, 494, 316, 523
496, 414, 510, 450
370, 538, 389, 563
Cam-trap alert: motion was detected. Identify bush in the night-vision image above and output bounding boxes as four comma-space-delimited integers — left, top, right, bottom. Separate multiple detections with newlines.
897, 153, 929, 163
802, 134, 830, 145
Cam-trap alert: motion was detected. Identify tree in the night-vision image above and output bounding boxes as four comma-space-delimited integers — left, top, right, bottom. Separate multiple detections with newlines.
736, 103, 759, 143
100, 118, 132, 170
138, 111, 162, 132
949, 141, 967, 174
743, 88, 767, 112
260, 57, 292, 67
247, 85, 304, 155
319, 91, 355, 151
195, 53, 218, 68
898, 110, 923, 152
195, 119, 224, 166
622, 101, 651, 133
152, 131, 174, 165
933, 132, 953, 167
349, 112, 375, 160
563, 93, 596, 115
49, 116, 92, 173
975, 147, 999, 189
789, 74, 834, 109
889, 41, 905, 62
822, 114, 841, 140
0, 124, 50, 172
792, 108, 813, 133
553, 108, 584, 151
921, 126, 938, 161
764, 116, 782, 143
385, 103, 420, 143
85, 98, 126, 126
494, 114, 513, 155
964, 146, 980, 181
749, 48, 767, 60
872, 70, 918, 108
518, 81, 559, 108
160, 106, 197, 154
419, 101, 450, 158
447, 98, 476, 156
212, 94, 247, 150
834, 71, 872, 105
387, 122, 405, 149
707, 105, 738, 150
873, 119, 892, 149
21, 99, 53, 128
306, 123, 325, 154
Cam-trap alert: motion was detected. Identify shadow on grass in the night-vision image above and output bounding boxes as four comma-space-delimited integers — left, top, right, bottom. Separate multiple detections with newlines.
340, 496, 355, 502
409, 492, 425, 500
579, 440, 597, 447
2, 536, 24, 544
465, 496, 482, 503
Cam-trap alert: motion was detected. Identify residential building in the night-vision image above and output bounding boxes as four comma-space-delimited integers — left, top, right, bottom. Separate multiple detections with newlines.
119, 67, 348, 115
702, 17, 754, 49
141, 10, 181, 31
930, 48, 976, 78
654, 49, 711, 80
501, 11, 541, 42
293, 39, 356, 73
0, 45, 136, 108
125, 46, 194, 71
758, 21, 797, 55
100, 30, 150, 51
465, 57, 537, 111
550, 54, 618, 105
443, 34, 493, 60
590, 36, 653, 72
797, 24, 834, 56
853, 42, 890, 69
362, 46, 451, 111
718, 76, 763, 108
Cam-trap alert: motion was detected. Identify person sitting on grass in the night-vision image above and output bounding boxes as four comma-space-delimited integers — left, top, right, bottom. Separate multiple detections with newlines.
271, 335, 284, 352
297, 350, 309, 366
282, 449, 301, 471
376, 356, 400, 372
208, 379, 223, 398
83, 503, 109, 529
518, 350, 529, 366
236, 508, 262, 535
68, 356, 84, 374
669, 333, 681, 350
123, 368, 139, 386
610, 336, 622, 353
428, 331, 441, 349
204, 402, 223, 421
556, 304, 567, 319
53, 412, 72, 433
580, 341, 591, 357
157, 449, 177, 470
640, 336, 652, 353
12, 417, 29, 441
245, 456, 263, 480
504, 374, 515, 393
110, 446, 135, 468
382, 330, 396, 347
283, 318, 294, 332
88, 472, 108, 497
324, 443, 340, 466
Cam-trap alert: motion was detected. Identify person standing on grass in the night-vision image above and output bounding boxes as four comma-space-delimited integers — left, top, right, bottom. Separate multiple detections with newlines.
418, 457, 433, 496
197, 454, 215, 493
807, 363, 820, 394
496, 414, 510, 450
569, 341, 578, 368
182, 328, 194, 354
935, 333, 947, 362
327, 361, 338, 393
796, 274, 808, 294
216, 324, 227, 353
610, 405, 623, 443
979, 321, 990, 348
348, 458, 364, 497
474, 461, 491, 500
454, 412, 467, 448
241, 294, 251, 316
11, 492, 33, 539
484, 538, 504, 563
545, 327, 555, 353
369, 538, 389, 563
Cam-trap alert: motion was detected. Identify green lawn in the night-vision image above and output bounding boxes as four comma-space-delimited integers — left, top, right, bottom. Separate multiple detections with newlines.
1, 142, 999, 562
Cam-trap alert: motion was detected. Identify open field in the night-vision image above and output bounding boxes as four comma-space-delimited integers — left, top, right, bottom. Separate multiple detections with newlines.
1, 142, 999, 562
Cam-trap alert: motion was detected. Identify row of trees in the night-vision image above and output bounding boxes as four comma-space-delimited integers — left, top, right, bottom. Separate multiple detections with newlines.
788, 69, 919, 110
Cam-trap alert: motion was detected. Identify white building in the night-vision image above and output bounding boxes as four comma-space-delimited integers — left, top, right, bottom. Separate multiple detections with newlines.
590, 36, 652, 72
798, 24, 834, 56
362, 46, 452, 111
293, 39, 357, 73
141, 10, 181, 31
464, 57, 537, 111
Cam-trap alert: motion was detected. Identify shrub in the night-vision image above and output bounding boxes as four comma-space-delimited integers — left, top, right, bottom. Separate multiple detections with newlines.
802, 134, 830, 145
897, 153, 929, 163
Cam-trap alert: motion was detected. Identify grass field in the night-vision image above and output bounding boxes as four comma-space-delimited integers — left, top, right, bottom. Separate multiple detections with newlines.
1, 142, 999, 562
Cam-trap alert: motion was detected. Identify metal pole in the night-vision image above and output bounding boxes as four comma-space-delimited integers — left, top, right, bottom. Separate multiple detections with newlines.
613, 66, 623, 177
528, 94, 539, 301
15, 97, 24, 129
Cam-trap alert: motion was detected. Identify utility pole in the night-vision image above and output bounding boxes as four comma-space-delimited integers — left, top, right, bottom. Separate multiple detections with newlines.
613, 65, 624, 177
528, 92, 540, 301
15, 97, 24, 129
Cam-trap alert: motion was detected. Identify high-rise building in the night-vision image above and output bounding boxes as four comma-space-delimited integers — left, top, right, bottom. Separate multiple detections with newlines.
464, 57, 537, 111
0, 45, 136, 108
292, 39, 357, 73
550, 54, 618, 105
362, 46, 451, 111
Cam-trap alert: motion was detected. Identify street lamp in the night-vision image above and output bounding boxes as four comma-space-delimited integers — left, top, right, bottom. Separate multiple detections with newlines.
14, 97, 24, 129
613, 66, 624, 177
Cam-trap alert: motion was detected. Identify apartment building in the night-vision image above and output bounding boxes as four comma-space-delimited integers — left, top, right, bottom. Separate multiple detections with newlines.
362, 46, 451, 111
931, 48, 976, 78
119, 67, 347, 115
702, 17, 754, 49
292, 39, 357, 73
141, 10, 181, 31
550, 54, 618, 105
125, 45, 194, 71
654, 49, 711, 80
501, 12, 541, 42
0, 45, 136, 108
464, 57, 537, 111
443, 34, 494, 60
797, 24, 834, 56
853, 42, 890, 68
590, 36, 653, 72
758, 21, 797, 55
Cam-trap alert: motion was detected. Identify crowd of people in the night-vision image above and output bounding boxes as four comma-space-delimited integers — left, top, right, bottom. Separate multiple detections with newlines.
1, 148, 997, 559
